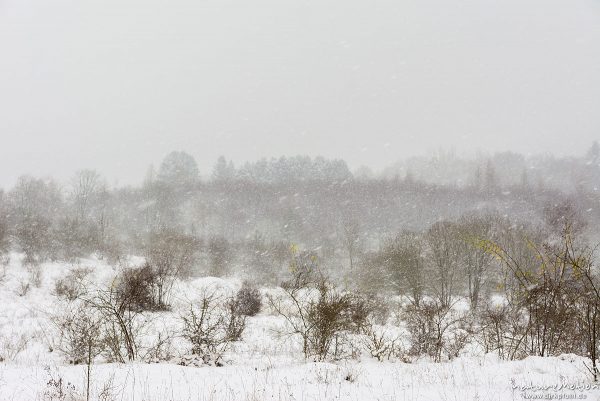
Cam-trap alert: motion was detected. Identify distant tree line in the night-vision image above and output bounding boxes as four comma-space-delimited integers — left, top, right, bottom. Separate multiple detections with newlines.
0, 147, 599, 280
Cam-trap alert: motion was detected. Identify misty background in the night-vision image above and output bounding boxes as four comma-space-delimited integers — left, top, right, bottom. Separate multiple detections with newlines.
1, 0, 600, 187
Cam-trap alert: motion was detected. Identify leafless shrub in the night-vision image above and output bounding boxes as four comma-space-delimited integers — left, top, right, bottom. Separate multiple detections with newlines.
341, 218, 362, 270
99, 236, 125, 266
269, 271, 369, 361
17, 280, 30, 296
207, 235, 231, 277
27, 262, 43, 287
345, 294, 372, 333
96, 375, 117, 401
55, 279, 79, 301
403, 300, 466, 362
307, 283, 369, 361
267, 287, 314, 359
314, 366, 337, 385
141, 330, 177, 363
362, 325, 403, 362
0, 253, 10, 283
343, 365, 361, 383
476, 300, 529, 360
444, 318, 473, 359
42, 366, 81, 401
543, 199, 586, 238
180, 291, 246, 366
0, 332, 30, 362
243, 234, 289, 286
0, 211, 8, 263
54, 267, 91, 301
225, 298, 247, 341
53, 303, 103, 365
51, 305, 101, 401
365, 296, 391, 325
52, 216, 99, 262
82, 283, 147, 363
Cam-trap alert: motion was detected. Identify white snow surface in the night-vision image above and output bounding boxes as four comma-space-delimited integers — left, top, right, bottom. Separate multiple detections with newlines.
0, 253, 598, 401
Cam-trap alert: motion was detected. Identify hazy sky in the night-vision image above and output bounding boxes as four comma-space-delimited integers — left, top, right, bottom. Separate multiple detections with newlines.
1, 0, 599, 187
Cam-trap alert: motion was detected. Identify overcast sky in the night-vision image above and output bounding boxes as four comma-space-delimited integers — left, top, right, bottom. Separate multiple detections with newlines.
0, 0, 599, 187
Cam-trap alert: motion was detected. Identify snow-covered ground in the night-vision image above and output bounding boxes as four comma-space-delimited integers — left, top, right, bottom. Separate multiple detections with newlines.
0, 254, 598, 401
3, 356, 597, 401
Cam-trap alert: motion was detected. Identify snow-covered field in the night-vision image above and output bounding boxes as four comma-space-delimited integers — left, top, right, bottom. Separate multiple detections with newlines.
0, 254, 598, 401
3, 356, 596, 401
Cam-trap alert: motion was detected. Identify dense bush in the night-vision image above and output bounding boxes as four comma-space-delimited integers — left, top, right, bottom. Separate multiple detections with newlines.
115, 264, 161, 312
305, 282, 370, 361
232, 283, 262, 317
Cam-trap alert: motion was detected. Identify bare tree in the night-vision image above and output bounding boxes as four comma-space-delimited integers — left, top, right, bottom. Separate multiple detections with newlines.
380, 231, 425, 306
340, 218, 361, 270
0, 191, 9, 263
8, 176, 62, 264
481, 219, 582, 358
212, 156, 236, 183
157, 151, 199, 187
144, 228, 198, 308
456, 214, 497, 310
484, 159, 498, 194
544, 198, 586, 238
207, 235, 231, 277
425, 221, 461, 308
70, 169, 101, 221
565, 239, 600, 380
